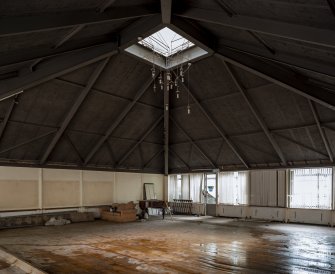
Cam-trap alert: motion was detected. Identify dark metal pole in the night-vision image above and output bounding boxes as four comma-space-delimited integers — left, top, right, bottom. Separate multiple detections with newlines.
164, 71, 169, 175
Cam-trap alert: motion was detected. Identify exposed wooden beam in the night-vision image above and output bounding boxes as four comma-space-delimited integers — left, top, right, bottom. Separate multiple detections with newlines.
215, 0, 237, 17
0, 6, 159, 37
0, 36, 117, 70
117, 116, 163, 167
170, 148, 190, 170
0, 130, 57, 155
40, 57, 112, 164
170, 116, 216, 169
0, 43, 117, 102
54, 25, 85, 49
65, 134, 85, 164
97, 0, 117, 13
223, 61, 287, 165
0, 96, 18, 141
215, 50, 335, 111
175, 8, 335, 49
54, 77, 163, 111
161, 0, 172, 24
179, 80, 249, 168
143, 148, 164, 169
217, 40, 335, 78
273, 132, 329, 159
84, 77, 154, 164
308, 100, 334, 162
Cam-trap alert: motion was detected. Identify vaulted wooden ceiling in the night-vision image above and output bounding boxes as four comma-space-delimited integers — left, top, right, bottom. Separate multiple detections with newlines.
0, 0, 334, 174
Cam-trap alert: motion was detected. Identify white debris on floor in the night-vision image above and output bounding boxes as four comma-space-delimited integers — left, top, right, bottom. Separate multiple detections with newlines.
45, 217, 71, 226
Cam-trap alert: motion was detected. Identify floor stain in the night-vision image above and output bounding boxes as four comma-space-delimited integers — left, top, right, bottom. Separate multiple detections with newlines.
0, 217, 334, 273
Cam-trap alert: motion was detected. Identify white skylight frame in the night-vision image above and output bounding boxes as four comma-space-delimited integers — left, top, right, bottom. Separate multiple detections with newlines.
124, 27, 209, 70
138, 27, 195, 57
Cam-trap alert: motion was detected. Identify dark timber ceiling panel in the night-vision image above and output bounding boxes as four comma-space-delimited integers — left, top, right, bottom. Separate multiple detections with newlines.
0, 0, 334, 174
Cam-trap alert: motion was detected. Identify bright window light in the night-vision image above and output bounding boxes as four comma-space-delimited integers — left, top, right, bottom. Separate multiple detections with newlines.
289, 168, 332, 209
138, 27, 194, 57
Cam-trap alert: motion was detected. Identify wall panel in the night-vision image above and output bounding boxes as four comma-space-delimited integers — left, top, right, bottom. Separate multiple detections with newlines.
42, 169, 80, 208
0, 167, 39, 211
83, 171, 113, 206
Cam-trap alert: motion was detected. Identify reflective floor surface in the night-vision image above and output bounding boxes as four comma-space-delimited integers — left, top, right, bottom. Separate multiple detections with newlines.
0, 216, 334, 273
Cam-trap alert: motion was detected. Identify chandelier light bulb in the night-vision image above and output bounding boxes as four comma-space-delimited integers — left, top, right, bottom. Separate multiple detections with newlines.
176, 91, 180, 99
187, 105, 191, 115
165, 104, 169, 111
153, 83, 156, 93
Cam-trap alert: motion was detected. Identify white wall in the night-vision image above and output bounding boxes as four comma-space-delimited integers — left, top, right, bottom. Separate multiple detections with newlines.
0, 167, 39, 211
0, 166, 164, 212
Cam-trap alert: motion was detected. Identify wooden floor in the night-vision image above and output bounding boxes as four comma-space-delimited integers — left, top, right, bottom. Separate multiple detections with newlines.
0, 216, 334, 273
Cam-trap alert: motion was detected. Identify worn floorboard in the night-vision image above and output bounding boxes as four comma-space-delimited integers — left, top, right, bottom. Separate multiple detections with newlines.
0, 216, 334, 273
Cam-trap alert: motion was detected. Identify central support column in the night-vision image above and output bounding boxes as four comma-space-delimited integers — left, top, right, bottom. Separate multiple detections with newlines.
164, 71, 169, 176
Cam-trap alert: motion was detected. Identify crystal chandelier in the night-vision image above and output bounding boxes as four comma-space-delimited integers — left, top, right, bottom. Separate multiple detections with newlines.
138, 27, 194, 115
151, 53, 192, 115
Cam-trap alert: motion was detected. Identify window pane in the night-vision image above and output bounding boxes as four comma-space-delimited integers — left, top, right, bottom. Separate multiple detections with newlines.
290, 168, 332, 209
206, 174, 216, 204
218, 171, 249, 205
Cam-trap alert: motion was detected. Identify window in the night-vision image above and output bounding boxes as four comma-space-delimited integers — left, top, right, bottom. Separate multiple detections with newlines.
205, 174, 217, 204
138, 27, 194, 57
289, 168, 332, 209
218, 171, 249, 205
168, 174, 190, 201
124, 27, 208, 69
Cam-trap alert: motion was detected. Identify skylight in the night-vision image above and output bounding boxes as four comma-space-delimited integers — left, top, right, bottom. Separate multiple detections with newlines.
138, 27, 194, 57
124, 27, 209, 69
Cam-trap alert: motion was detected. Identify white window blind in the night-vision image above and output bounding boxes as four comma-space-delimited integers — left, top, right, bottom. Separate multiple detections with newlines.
218, 171, 249, 205
190, 173, 204, 203
289, 168, 332, 209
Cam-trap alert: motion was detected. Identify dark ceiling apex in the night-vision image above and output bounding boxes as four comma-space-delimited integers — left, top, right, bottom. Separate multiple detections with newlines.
0, 0, 333, 173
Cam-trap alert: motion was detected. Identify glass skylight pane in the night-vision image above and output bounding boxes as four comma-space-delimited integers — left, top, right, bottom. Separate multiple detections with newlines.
138, 27, 194, 57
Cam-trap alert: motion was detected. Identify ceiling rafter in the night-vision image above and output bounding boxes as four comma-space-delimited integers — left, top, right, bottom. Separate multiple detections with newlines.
54, 78, 163, 111
247, 31, 276, 55
0, 6, 159, 37
223, 61, 287, 165
175, 8, 335, 49
308, 100, 334, 162
65, 133, 84, 164
117, 115, 163, 167
170, 116, 216, 169
0, 130, 57, 155
97, 0, 117, 13
0, 43, 118, 102
0, 96, 18, 141
40, 57, 112, 164
171, 83, 275, 111
215, 51, 335, 111
169, 148, 190, 170
84, 76, 155, 165
217, 40, 335, 78
3, 119, 164, 146
143, 148, 164, 169
105, 141, 116, 167
179, 81, 249, 168
215, 0, 237, 17
273, 132, 329, 159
